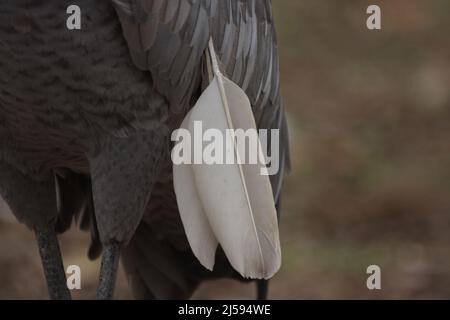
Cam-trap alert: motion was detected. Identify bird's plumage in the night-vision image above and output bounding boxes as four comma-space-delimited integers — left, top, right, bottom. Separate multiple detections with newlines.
0, 0, 289, 299
173, 40, 281, 280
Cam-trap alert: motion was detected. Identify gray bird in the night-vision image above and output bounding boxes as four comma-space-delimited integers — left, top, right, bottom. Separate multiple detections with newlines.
0, 0, 289, 299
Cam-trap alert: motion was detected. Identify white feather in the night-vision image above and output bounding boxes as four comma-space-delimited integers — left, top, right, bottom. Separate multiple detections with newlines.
173, 39, 281, 279
173, 109, 218, 271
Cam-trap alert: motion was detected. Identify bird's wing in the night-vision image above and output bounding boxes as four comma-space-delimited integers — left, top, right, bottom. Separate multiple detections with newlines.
111, 0, 290, 203
111, 0, 211, 113
112, 0, 290, 298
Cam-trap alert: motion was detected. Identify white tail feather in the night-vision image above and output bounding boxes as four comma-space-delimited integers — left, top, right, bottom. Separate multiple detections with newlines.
173, 109, 218, 271
173, 39, 281, 279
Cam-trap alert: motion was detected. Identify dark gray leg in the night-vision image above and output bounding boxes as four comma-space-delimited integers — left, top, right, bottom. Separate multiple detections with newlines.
97, 242, 121, 299
0, 162, 70, 299
35, 227, 71, 300
256, 280, 269, 300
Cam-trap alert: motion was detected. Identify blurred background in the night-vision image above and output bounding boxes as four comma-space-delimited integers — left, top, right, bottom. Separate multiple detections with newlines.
1, 0, 449, 299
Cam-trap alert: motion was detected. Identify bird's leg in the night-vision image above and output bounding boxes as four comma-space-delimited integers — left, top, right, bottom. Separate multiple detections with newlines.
97, 242, 121, 299
0, 162, 70, 299
88, 127, 168, 299
256, 280, 269, 300
35, 226, 71, 300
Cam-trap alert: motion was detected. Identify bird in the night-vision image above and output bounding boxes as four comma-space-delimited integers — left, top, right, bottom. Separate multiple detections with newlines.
0, 0, 290, 299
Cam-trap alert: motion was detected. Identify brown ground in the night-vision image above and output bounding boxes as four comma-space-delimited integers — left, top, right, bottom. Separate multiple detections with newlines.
1, 0, 449, 299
